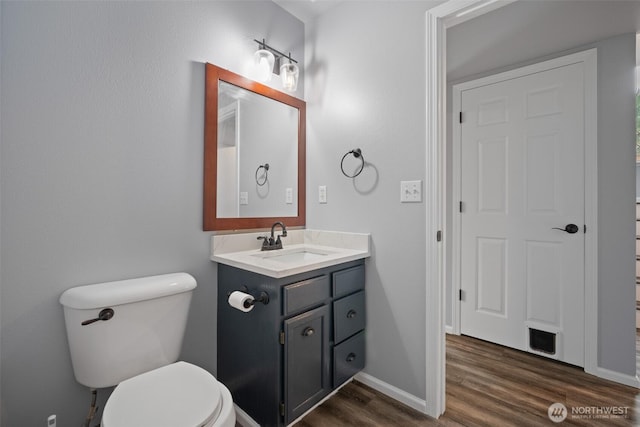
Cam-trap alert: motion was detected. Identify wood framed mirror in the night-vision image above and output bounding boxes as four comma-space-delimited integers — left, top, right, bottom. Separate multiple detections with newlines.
203, 63, 306, 231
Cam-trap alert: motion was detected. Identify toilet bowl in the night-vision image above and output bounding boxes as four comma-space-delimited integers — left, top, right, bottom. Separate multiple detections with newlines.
102, 362, 235, 427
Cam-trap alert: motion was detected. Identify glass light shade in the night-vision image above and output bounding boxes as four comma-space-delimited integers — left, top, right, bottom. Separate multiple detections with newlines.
280, 63, 299, 92
254, 49, 275, 82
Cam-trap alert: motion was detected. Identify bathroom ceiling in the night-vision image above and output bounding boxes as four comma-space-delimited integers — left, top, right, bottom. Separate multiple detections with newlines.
273, 0, 344, 23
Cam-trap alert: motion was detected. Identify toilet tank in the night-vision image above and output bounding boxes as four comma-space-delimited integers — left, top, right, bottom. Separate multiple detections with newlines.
59, 272, 197, 388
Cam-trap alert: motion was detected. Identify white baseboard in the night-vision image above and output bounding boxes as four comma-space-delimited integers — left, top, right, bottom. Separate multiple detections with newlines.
354, 372, 428, 414
592, 366, 640, 389
445, 325, 454, 334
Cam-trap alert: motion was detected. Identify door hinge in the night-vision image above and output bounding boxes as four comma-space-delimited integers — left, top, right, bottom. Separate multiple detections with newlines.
436, 230, 442, 242
279, 331, 285, 345
459, 289, 464, 301
459, 201, 463, 213
280, 402, 285, 417
459, 111, 463, 123
584, 224, 587, 233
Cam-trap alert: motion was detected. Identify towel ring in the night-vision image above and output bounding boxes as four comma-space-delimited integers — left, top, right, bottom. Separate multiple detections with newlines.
341, 148, 364, 178
255, 163, 269, 186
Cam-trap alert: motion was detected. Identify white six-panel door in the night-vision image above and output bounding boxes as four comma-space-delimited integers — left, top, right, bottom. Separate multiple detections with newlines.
457, 61, 585, 367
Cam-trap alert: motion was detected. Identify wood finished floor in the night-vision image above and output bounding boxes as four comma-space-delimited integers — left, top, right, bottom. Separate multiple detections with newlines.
296, 335, 640, 426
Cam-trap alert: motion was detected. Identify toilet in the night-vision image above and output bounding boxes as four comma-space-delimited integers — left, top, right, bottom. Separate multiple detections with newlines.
59, 272, 235, 427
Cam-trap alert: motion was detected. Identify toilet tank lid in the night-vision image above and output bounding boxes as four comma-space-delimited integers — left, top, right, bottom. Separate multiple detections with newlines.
59, 273, 197, 309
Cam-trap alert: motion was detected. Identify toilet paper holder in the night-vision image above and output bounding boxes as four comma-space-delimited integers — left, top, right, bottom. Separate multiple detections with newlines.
228, 286, 270, 308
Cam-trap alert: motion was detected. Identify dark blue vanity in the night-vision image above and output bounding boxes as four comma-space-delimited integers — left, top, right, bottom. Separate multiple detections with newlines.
217, 258, 366, 426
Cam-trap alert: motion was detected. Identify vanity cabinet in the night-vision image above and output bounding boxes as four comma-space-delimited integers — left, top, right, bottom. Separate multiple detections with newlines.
217, 259, 365, 427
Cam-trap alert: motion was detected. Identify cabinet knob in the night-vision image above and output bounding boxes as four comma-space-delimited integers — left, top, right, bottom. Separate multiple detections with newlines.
346, 353, 357, 362
347, 309, 357, 319
302, 327, 315, 337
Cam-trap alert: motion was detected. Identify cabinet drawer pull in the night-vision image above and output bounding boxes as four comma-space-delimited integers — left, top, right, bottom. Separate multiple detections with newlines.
302, 327, 315, 337
346, 309, 357, 319
346, 353, 357, 362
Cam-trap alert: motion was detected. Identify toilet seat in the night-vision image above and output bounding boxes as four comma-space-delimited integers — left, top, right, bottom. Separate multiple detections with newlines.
102, 361, 223, 427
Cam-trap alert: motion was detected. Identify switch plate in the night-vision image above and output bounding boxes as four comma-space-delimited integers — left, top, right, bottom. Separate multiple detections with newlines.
239, 192, 248, 205
319, 185, 327, 204
285, 188, 293, 204
400, 180, 422, 203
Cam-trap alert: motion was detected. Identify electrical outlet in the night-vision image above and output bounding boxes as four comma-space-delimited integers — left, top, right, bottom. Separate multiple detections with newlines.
239, 192, 248, 205
47, 415, 56, 427
318, 185, 327, 204
400, 180, 422, 203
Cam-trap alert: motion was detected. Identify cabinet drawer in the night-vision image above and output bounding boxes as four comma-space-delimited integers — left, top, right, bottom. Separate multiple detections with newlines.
333, 290, 365, 343
333, 331, 365, 387
332, 265, 365, 298
283, 275, 330, 316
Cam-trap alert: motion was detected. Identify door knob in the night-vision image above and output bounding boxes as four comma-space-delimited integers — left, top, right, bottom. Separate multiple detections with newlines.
302, 327, 315, 337
552, 224, 579, 234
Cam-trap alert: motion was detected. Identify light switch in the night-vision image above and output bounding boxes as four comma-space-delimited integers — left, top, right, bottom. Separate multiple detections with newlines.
400, 180, 422, 203
285, 188, 293, 204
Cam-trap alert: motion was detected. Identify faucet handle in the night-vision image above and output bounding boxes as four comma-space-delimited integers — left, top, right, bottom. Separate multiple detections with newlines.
257, 236, 269, 248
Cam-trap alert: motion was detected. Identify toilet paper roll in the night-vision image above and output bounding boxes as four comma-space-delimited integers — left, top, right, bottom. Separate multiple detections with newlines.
228, 291, 255, 313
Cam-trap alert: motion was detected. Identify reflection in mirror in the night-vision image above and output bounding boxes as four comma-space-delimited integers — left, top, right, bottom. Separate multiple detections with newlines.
204, 63, 306, 231
217, 81, 298, 218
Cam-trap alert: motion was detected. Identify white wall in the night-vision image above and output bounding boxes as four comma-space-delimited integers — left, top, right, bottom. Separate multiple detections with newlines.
305, 0, 443, 401
0, 2, 303, 425
446, 1, 638, 376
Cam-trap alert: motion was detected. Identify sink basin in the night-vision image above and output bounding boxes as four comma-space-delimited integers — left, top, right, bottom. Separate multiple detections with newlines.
251, 248, 334, 263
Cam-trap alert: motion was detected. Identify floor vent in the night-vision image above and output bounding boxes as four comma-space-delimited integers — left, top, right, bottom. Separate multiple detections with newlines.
529, 328, 556, 354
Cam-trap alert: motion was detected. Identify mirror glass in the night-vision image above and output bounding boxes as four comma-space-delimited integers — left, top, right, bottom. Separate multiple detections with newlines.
217, 81, 298, 218
204, 63, 306, 231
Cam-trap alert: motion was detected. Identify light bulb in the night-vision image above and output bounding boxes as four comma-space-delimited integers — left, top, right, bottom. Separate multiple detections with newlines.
254, 49, 274, 82
280, 63, 299, 92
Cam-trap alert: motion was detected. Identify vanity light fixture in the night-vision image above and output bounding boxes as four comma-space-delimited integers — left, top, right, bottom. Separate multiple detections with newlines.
253, 39, 299, 92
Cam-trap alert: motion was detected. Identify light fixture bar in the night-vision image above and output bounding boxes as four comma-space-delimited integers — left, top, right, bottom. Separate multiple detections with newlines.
253, 39, 298, 64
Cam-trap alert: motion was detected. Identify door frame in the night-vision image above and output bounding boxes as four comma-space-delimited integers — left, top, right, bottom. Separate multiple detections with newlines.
449, 49, 598, 368
423, 0, 610, 418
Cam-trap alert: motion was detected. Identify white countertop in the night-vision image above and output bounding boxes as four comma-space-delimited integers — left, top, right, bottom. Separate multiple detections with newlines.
211, 229, 370, 278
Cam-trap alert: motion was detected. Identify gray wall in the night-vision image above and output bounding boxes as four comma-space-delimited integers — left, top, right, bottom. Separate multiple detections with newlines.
305, 0, 443, 400
446, 1, 638, 376
0, 2, 303, 425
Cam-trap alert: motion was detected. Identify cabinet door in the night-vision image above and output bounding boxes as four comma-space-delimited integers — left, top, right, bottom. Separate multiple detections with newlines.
284, 305, 330, 424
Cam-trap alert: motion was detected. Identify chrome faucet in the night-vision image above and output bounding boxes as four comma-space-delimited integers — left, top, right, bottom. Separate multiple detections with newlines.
257, 221, 287, 251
